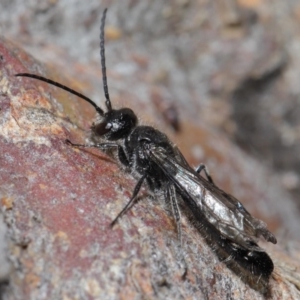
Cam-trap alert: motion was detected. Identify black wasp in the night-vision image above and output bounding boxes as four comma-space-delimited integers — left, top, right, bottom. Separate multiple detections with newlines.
16, 8, 277, 280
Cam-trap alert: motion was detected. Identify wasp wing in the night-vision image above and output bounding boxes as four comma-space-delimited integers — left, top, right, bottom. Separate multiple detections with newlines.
148, 145, 277, 252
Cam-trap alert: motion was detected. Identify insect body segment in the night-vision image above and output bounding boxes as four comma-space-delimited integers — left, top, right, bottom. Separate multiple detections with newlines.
15, 8, 276, 281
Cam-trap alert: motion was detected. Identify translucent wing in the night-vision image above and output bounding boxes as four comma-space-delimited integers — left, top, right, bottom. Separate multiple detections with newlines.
147, 145, 277, 252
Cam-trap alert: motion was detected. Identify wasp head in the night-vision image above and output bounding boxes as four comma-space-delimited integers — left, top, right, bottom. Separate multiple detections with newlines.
92, 108, 138, 141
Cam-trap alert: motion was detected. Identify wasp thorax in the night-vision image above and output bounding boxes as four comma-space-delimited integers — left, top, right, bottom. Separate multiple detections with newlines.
92, 108, 138, 140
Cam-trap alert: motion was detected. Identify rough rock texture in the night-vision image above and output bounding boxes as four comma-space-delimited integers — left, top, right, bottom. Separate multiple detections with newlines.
0, 1, 300, 299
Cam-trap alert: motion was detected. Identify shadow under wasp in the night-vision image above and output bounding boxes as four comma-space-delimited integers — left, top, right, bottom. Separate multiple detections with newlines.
15, 8, 277, 286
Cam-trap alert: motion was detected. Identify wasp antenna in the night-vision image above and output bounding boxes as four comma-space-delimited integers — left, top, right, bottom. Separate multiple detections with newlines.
100, 8, 112, 111
15, 73, 104, 115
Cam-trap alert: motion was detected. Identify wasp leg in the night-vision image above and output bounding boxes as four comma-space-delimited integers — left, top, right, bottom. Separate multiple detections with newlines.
166, 184, 182, 246
110, 173, 147, 227
66, 139, 130, 166
195, 163, 214, 185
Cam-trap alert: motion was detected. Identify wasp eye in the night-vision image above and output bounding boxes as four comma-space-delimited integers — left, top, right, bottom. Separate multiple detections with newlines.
93, 121, 111, 136
105, 123, 112, 130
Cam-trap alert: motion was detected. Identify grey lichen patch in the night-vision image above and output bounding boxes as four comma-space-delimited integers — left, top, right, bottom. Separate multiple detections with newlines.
0, 70, 67, 145
0, 100, 64, 146
0, 75, 9, 94
24, 107, 56, 126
